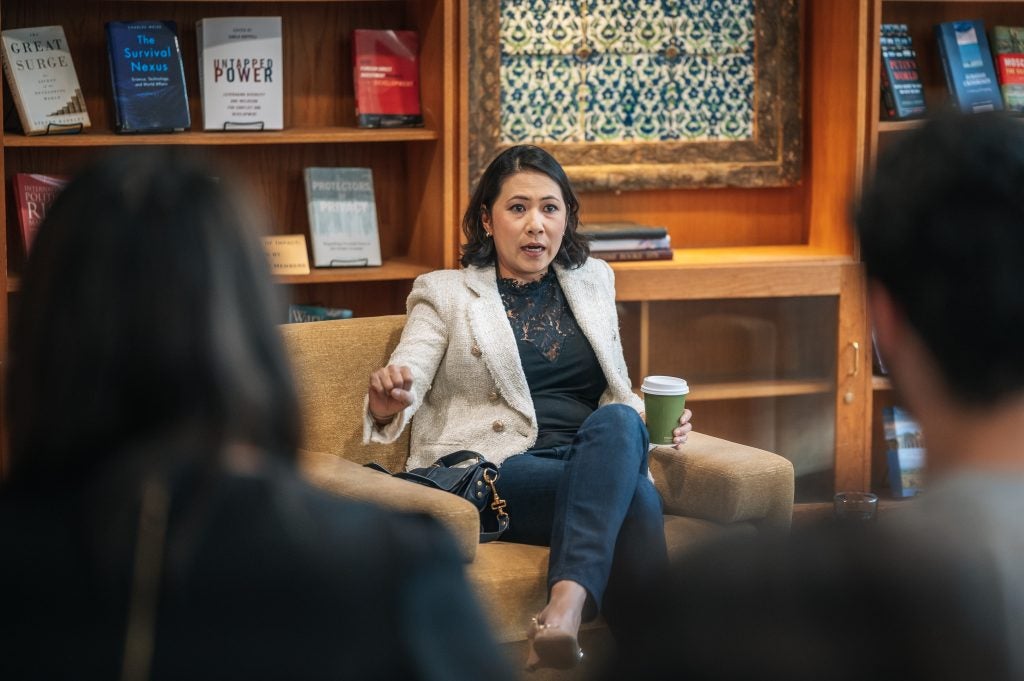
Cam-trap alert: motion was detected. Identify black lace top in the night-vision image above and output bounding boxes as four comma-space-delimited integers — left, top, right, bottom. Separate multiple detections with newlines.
497, 270, 607, 448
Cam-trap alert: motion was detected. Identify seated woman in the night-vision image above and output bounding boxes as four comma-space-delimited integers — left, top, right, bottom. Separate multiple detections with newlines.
366, 144, 692, 671
0, 148, 514, 681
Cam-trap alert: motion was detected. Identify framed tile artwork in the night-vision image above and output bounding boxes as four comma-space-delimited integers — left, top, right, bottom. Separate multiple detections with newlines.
467, 0, 801, 191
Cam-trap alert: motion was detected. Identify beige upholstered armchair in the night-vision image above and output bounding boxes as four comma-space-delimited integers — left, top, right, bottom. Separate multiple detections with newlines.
281, 315, 794, 672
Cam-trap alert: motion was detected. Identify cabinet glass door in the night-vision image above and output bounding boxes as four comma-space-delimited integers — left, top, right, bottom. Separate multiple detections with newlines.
619, 296, 839, 502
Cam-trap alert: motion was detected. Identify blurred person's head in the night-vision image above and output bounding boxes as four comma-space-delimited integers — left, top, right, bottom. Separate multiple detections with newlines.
461, 144, 589, 274
6, 148, 300, 483
856, 113, 1024, 469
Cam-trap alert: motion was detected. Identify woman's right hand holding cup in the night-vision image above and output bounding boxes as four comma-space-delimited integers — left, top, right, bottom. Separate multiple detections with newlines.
368, 365, 415, 425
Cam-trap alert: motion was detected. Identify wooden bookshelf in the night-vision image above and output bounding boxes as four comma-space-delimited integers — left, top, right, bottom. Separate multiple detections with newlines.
0, 0, 457, 472
865, 0, 1024, 490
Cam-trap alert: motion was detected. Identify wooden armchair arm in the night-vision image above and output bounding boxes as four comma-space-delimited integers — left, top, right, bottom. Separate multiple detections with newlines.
299, 449, 481, 562
650, 432, 795, 531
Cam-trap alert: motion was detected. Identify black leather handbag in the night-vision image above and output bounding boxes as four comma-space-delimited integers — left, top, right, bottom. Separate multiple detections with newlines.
366, 450, 510, 542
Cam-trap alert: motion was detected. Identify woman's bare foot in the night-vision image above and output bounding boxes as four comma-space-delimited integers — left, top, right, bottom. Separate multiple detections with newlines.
526, 580, 587, 671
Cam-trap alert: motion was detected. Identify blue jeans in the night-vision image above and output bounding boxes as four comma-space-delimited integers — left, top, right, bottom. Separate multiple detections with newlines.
497, 404, 669, 630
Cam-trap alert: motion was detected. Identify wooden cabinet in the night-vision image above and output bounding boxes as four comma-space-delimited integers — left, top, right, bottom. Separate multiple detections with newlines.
865, 0, 1024, 495
458, 1, 874, 501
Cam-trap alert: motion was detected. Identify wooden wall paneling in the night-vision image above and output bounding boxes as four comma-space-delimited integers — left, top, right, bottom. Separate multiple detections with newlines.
578, 185, 807, 249
833, 262, 872, 492
805, 0, 869, 255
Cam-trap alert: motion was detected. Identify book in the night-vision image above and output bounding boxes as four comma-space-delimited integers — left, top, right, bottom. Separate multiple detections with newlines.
287, 304, 354, 323
352, 30, 423, 128
588, 235, 671, 252
879, 40, 926, 119
882, 406, 925, 498
105, 20, 190, 132
991, 26, 1024, 113
578, 221, 669, 241
196, 17, 283, 130
12, 173, 68, 254
591, 248, 674, 262
260, 234, 310, 275
0, 25, 90, 135
935, 20, 1003, 113
304, 167, 383, 267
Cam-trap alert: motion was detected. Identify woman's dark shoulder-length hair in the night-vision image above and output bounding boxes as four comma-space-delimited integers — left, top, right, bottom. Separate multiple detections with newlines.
5, 147, 301, 482
460, 144, 589, 269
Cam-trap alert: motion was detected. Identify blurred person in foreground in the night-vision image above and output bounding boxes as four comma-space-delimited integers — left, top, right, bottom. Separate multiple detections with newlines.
0, 148, 513, 681
603, 113, 1024, 680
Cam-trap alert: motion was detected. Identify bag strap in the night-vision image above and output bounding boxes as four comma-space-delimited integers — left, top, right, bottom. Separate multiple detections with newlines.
434, 450, 483, 468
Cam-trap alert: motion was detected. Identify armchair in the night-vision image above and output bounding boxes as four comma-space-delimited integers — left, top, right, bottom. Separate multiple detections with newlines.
281, 315, 794, 668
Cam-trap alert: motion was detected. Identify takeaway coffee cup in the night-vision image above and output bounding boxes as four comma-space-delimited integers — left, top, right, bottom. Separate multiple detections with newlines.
641, 376, 689, 446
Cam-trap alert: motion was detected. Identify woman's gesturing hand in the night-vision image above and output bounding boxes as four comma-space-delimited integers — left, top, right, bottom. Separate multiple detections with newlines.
368, 365, 415, 424
672, 408, 693, 449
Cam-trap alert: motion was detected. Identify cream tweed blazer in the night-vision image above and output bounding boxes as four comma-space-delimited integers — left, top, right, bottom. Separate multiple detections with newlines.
363, 258, 644, 470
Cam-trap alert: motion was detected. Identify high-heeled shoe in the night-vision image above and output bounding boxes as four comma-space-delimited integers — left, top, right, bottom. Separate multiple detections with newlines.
526, 616, 584, 671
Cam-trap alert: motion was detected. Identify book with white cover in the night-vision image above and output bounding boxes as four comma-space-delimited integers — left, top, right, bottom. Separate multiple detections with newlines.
304, 167, 382, 267
196, 17, 282, 130
0, 25, 90, 135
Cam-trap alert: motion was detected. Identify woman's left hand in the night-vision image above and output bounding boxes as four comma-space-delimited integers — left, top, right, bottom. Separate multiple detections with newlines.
671, 409, 693, 448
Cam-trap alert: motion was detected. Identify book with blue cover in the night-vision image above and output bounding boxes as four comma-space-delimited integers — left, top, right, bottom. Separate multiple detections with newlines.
105, 20, 190, 132
882, 406, 925, 498
935, 20, 1003, 113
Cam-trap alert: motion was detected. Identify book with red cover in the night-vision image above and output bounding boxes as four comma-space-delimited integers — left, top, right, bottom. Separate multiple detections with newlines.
12, 173, 68, 255
352, 29, 423, 128
991, 26, 1024, 112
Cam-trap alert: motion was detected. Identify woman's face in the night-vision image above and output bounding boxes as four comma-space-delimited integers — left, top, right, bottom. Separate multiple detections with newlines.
482, 170, 566, 283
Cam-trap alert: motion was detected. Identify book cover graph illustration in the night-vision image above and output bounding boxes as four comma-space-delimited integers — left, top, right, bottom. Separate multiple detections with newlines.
12, 173, 69, 255
991, 26, 1024, 113
935, 20, 1003, 114
882, 406, 925, 498
106, 20, 190, 132
353, 30, 423, 128
197, 17, 283, 130
0, 25, 90, 135
304, 167, 382, 268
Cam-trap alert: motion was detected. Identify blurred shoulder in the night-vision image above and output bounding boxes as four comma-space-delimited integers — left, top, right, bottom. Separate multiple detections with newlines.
292, 475, 463, 568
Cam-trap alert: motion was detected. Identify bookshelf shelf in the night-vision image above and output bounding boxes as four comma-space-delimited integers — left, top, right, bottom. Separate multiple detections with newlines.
612, 247, 853, 301
3, 127, 441, 148
873, 376, 894, 391
687, 379, 835, 402
878, 120, 925, 133
277, 258, 434, 285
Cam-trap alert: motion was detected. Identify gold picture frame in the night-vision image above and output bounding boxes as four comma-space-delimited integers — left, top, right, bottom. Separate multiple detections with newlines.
467, 0, 801, 192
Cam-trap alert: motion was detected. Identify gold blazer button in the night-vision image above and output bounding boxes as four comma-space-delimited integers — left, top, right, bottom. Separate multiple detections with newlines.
471, 345, 482, 357
492, 420, 505, 433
